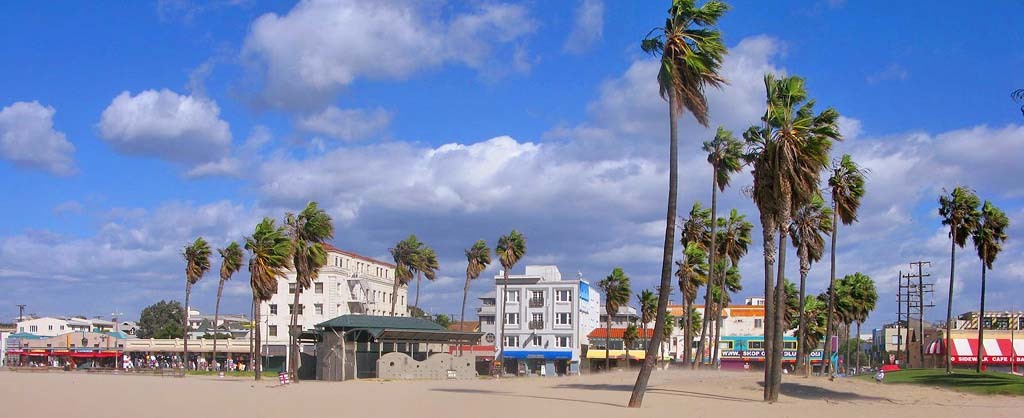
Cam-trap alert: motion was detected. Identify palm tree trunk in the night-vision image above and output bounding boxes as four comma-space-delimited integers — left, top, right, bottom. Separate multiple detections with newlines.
683, 298, 691, 364
498, 269, 510, 374
390, 274, 400, 316
183, 282, 191, 371
213, 278, 225, 371
824, 205, 839, 378
760, 217, 776, 400
460, 273, 470, 356
254, 296, 262, 381
249, 299, 254, 373
769, 230, 788, 402
796, 249, 808, 376
415, 271, 422, 310
696, 302, 710, 368
606, 317, 612, 371
627, 91, 679, 408
856, 322, 862, 373
945, 228, 956, 374
289, 279, 302, 382
697, 171, 720, 368
712, 305, 722, 365
977, 245, 987, 373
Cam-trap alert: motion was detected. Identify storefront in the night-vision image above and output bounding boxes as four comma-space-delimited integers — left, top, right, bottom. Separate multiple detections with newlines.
502, 350, 573, 376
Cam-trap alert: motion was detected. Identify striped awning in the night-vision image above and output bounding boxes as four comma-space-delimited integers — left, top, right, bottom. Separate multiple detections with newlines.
948, 338, 1024, 364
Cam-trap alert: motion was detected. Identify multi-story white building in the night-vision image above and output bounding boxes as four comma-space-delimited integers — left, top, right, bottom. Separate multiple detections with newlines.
258, 244, 406, 360
16, 316, 115, 337
481, 265, 601, 376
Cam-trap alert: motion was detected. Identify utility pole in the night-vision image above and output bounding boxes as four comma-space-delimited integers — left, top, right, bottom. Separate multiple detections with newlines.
896, 270, 902, 365
17, 304, 26, 323
897, 263, 934, 368
909, 261, 932, 364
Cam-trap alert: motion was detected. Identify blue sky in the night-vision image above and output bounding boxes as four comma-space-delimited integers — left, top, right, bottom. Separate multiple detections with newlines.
1, 0, 1022, 332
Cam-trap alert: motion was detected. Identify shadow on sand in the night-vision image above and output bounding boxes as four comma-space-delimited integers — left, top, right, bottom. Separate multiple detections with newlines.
554, 383, 756, 403
430, 388, 627, 408
755, 381, 891, 402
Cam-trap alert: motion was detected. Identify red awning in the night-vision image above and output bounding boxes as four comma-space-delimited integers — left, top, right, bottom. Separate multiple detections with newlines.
948, 338, 1024, 364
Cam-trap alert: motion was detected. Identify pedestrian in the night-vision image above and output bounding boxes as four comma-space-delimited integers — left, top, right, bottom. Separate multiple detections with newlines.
874, 369, 885, 383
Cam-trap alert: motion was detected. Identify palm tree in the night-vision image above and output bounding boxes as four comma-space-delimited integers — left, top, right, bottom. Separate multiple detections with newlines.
745, 74, 840, 401
389, 235, 423, 317
285, 202, 334, 382
1013, 89, 1024, 116
638, 290, 658, 353
709, 261, 741, 364
495, 230, 526, 370
793, 295, 828, 377
710, 209, 752, 363
624, 323, 639, 369
835, 273, 876, 373
630, 0, 729, 407
212, 242, 243, 371
600, 267, 632, 371
182, 237, 212, 370
789, 193, 832, 374
938, 187, 981, 373
675, 242, 707, 365
824, 154, 866, 378
680, 202, 714, 367
413, 246, 439, 310
971, 201, 1009, 373
245, 218, 293, 380
661, 313, 676, 365
461, 240, 491, 355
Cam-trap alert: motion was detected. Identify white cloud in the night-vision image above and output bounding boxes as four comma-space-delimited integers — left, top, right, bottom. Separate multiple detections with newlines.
185, 125, 271, 179
563, 0, 603, 54
297, 106, 391, 141
242, 0, 537, 109
867, 63, 909, 84
98, 89, 232, 163
0, 101, 76, 175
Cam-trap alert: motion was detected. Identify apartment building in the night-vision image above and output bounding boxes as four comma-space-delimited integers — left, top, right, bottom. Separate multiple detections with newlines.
480, 265, 601, 376
258, 243, 406, 360
16, 316, 115, 337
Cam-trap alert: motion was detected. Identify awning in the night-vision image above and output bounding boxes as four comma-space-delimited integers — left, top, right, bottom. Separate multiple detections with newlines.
949, 338, 1024, 364
925, 339, 944, 355
503, 350, 573, 360
584, 350, 668, 360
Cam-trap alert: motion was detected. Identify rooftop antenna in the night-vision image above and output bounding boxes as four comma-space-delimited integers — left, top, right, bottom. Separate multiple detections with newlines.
17, 304, 26, 322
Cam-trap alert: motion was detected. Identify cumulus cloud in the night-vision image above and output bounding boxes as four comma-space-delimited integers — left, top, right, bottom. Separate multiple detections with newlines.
98, 89, 232, 164
185, 125, 271, 179
867, 63, 909, 84
563, 0, 603, 54
242, 0, 537, 109
297, 106, 391, 141
0, 101, 76, 175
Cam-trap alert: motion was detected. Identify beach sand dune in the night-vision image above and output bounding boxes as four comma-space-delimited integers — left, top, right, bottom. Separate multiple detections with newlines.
1, 368, 1020, 418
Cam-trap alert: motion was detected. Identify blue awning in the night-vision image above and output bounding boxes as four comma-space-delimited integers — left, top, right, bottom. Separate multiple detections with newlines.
502, 350, 572, 360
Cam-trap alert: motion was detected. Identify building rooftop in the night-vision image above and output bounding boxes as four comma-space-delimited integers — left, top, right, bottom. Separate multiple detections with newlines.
323, 243, 396, 268
316, 314, 446, 332
588, 328, 656, 339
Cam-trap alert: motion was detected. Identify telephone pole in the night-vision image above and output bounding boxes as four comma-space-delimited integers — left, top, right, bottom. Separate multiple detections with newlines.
17, 304, 26, 322
897, 262, 934, 368
909, 261, 932, 363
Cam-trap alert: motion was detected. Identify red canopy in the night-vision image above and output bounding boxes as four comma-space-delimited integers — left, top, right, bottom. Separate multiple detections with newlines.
948, 338, 1024, 364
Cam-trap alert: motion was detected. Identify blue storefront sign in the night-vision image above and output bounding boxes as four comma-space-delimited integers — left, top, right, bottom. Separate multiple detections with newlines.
579, 281, 590, 301
503, 350, 573, 360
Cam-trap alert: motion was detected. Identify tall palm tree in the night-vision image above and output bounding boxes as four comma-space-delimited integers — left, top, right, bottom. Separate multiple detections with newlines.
212, 242, 243, 371
710, 208, 752, 363
461, 240, 491, 355
285, 202, 334, 382
624, 323, 639, 368
824, 154, 866, 378
495, 230, 526, 369
793, 295, 828, 377
182, 237, 212, 370
389, 235, 422, 317
971, 201, 1009, 373
630, 0, 729, 407
745, 74, 840, 401
709, 261, 741, 364
600, 267, 632, 371
413, 246, 439, 310
680, 202, 714, 367
675, 242, 707, 365
843, 273, 876, 373
245, 218, 293, 381
661, 313, 676, 365
938, 187, 981, 373
638, 289, 658, 353
789, 193, 832, 373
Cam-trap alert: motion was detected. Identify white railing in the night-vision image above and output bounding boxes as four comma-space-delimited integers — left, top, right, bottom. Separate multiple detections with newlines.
124, 338, 253, 353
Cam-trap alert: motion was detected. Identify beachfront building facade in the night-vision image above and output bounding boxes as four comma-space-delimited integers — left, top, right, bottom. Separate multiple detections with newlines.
258, 244, 406, 369
928, 310, 1024, 370
483, 265, 601, 376
15, 316, 116, 337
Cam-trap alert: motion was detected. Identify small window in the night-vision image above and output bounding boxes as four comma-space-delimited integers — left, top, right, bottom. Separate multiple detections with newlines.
555, 312, 572, 325
314, 304, 324, 315
482, 316, 495, 325
555, 336, 571, 348
289, 304, 304, 315
505, 313, 519, 326
891, 335, 901, 345
48, 325, 53, 330
555, 289, 572, 302
783, 341, 797, 350
505, 336, 519, 347
60, 325, 65, 330
268, 325, 278, 337
754, 318, 763, 328
29, 325, 38, 332
314, 282, 324, 294
269, 304, 278, 315
719, 340, 734, 350
288, 283, 297, 294
532, 335, 542, 346
506, 290, 520, 303
748, 340, 764, 350
532, 313, 543, 322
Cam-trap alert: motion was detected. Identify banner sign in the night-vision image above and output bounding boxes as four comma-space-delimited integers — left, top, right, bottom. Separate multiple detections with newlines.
951, 355, 1024, 364
719, 349, 823, 361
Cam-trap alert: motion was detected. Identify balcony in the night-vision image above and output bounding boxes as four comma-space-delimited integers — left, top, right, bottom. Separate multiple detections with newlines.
528, 320, 544, 330
528, 299, 545, 308
477, 305, 496, 314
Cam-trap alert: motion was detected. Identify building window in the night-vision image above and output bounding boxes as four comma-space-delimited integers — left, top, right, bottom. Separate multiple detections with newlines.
530, 290, 544, 307
891, 335, 901, 345
555, 336, 571, 348
504, 336, 519, 347
555, 312, 572, 325
506, 290, 519, 303
268, 325, 278, 337
269, 304, 278, 315
530, 313, 544, 329
289, 304, 304, 315
314, 304, 324, 315
532, 335, 542, 346
749, 340, 764, 349
315, 282, 324, 294
783, 341, 796, 350
555, 289, 572, 302
29, 325, 37, 332
505, 313, 519, 326
289, 283, 297, 294
754, 318, 763, 328
481, 316, 495, 325
48, 325, 53, 330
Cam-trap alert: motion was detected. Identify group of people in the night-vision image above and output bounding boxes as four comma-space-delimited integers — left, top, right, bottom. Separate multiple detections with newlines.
122, 353, 250, 371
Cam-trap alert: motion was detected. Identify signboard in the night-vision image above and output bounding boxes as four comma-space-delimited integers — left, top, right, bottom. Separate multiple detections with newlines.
579, 282, 590, 302
951, 355, 1024, 364
719, 349, 823, 361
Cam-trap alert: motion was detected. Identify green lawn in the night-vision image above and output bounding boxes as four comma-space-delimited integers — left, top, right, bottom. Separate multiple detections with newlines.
856, 369, 1024, 396
186, 370, 279, 378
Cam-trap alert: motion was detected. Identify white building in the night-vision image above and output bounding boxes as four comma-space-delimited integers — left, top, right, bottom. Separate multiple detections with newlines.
16, 316, 115, 337
482, 265, 601, 376
1, 330, 10, 366
258, 244, 406, 358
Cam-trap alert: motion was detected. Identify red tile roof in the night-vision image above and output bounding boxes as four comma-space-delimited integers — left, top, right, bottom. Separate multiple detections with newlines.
322, 243, 396, 268
588, 328, 656, 339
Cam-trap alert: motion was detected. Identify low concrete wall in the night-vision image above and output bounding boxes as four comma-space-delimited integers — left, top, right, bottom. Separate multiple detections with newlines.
376, 352, 476, 380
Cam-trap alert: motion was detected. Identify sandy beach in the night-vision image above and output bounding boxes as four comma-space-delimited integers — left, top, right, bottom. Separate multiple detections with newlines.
1, 368, 1020, 418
